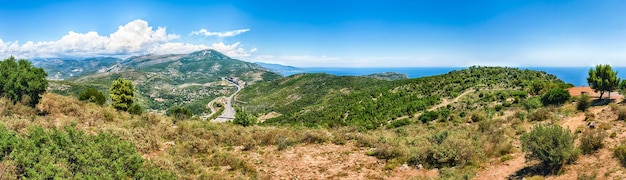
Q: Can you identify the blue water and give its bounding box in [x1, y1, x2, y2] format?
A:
[281, 67, 626, 86]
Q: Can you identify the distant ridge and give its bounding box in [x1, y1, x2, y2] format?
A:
[254, 62, 300, 74]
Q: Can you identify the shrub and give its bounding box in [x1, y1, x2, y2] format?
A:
[168, 106, 193, 121]
[579, 129, 605, 155]
[128, 104, 143, 115]
[233, 108, 256, 127]
[576, 94, 591, 112]
[78, 88, 106, 105]
[541, 88, 570, 106]
[0, 126, 174, 179]
[522, 97, 543, 111]
[584, 111, 595, 121]
[618, 107, 626, 121]
[521, 124, 577, 170]
[528, 108, 553, 122]
[387, 119, 411, 128]
[419, 111, 439, 123]
[0, 57, 48, 107]
[470, 111, 486, 122]
[614, 144, 626, 167]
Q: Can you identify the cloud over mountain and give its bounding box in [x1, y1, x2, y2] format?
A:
[0, 19, 256, 59]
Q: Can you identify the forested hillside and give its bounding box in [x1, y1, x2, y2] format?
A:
[238, 66, 570, 129]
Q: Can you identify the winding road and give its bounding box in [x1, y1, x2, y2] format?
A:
[211, 79, 242, 122]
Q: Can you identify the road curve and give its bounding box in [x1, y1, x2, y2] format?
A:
[212, 79, 242, 122]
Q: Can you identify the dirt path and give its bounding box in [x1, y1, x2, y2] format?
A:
[427, 89, 474, 111]
[474, 152, 527, 180]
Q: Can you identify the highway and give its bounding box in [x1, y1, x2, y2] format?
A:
[211, 79, 242, 122]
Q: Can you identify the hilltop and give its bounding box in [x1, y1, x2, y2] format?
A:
[237, 66, 568, 129]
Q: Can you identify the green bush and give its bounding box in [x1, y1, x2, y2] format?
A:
[470, 111, 487, 122]
[0, 126, 173, 179]
[0, 57, 48, 107]
[387, 119, 411, 128]
[419, 111, 439, 123]
[579, 129, 605, 155]
[528, 108, 553, 122]
[521, 124, 577, 170]
[78, 88, 106, 105]
[541, 88, 570, 106]
[128, 104, 143, 115]
[168, 106, 193, 121]
[576, 94, 591, 112]
[522, 97, 543, 111]
[234, 108, 256, 127]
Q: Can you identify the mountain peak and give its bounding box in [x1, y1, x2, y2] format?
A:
[187, 49, 231, 60]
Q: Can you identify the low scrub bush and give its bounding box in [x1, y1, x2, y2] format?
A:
[614, 144, 626, 167]
[78, 88, 106, 105]
[168, 106, 193, 121]
[521, 124, 578, 170]
[618, 107, 626, 121]
[0, 126, 173, 179]
[579, 129, 606, 155]
[387, 119, 411, 128]
[576, 94, 591, 112]
[128, 104, 143, 115]
[528, 108, 553, 122]
[419, 111, 439, 123]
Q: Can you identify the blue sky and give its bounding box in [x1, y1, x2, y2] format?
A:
[1, 0, 626, 67]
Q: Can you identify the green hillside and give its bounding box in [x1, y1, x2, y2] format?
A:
[237, 66, 570, 129]
[48, 50, 281, 114]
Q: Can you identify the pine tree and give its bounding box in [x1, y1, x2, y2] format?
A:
[109, 77, 135, 111]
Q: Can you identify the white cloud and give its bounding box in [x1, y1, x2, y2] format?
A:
[190, 29, 250, 37]
[0, 19, 256, 59]
[211, 42, 256, 58]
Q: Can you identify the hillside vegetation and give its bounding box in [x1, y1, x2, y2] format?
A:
[47, 50, 280, 115]
[238, 66, 569, 129]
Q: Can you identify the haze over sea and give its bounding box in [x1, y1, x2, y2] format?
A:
[282, 67, 626, 87]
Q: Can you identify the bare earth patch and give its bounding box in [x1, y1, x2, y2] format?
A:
[258, 112, 282, 123]
[237, 143, 438, 179]
[474, 152, 527, 180]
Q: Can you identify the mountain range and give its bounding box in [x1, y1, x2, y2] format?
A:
[44, 49, 281, 115]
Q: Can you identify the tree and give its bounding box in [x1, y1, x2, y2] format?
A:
[0, 56, 48, 107]
[109, 77, 134, 111]
[541, 88, 570, 106]
[79, 88, 106, 105]
[587, 64, 620, 99]
[521, 124, 577, 170]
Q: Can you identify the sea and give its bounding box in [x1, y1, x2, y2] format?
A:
[280, 67, 626, 86]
